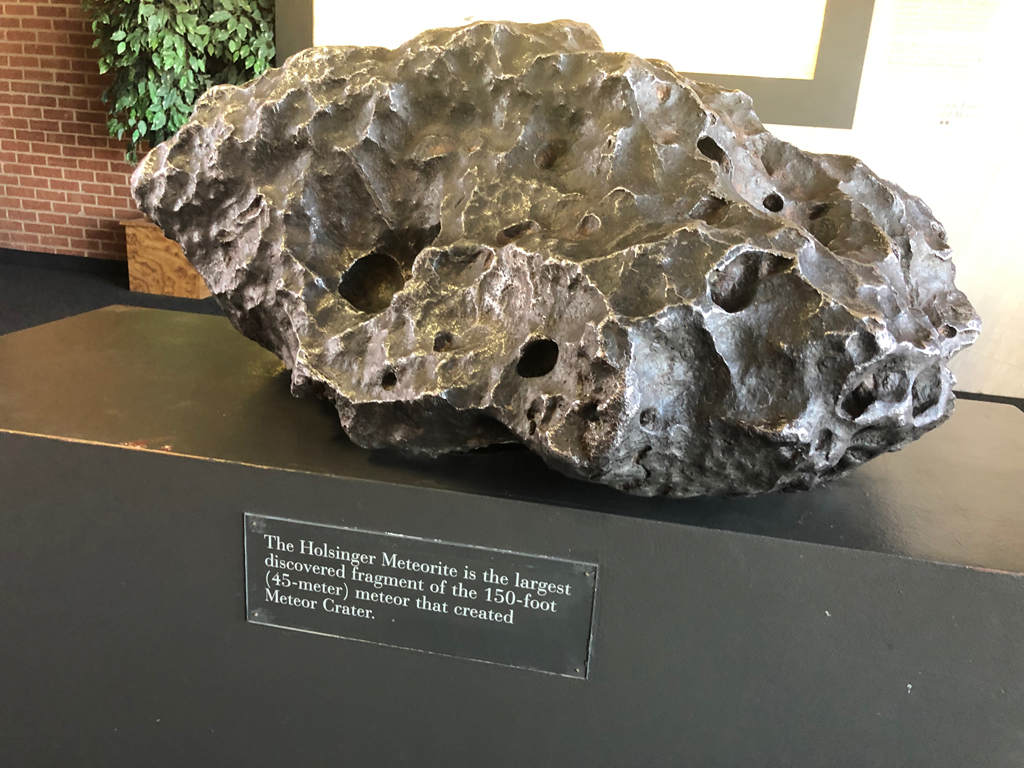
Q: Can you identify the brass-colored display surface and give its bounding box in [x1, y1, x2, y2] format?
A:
[1, 306, 1022, 573]
[0, 305, 345, 476]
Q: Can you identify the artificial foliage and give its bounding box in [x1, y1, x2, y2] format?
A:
[83, 0, 275, 162]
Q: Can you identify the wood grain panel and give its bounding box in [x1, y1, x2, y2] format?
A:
[122, 219, 211, 299]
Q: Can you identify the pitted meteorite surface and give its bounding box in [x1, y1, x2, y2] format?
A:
[131, 20, 980, 498]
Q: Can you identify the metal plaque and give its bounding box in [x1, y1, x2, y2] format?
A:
[244, 513, 599, 678]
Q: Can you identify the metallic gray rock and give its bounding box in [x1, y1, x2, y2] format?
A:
[131, 20, 980, 498]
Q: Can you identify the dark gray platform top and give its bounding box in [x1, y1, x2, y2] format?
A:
[1, 305, 1021, 573]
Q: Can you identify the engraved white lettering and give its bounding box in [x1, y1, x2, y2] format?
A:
[514, 572, 571, 596]
[453, 605, 514, 623]
[298, 540, 375, 565]
[415, 595, 449, 613]
[265, 588, 317, 609]
[322, 598, 373, 618]
[354, 589, 410, 607]
[381, 552, 458, 577]
[247, 515, 597, 676]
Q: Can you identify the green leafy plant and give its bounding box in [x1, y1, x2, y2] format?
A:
[83, 0, 275, 162]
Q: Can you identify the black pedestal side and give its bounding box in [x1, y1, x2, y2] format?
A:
[1, 307, 1022, 767]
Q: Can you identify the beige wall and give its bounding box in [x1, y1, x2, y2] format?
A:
[769, 0, 1023, 398]
[307, 0, 1023, 397]
[313, 0, 830, 79]
[274, 0, 312, 63]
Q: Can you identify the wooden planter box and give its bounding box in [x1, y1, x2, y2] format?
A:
[121, 218, 211, 299]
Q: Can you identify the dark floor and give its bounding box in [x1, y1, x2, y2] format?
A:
[0, 249, 222, 337]
[2, 248, 1021, 413]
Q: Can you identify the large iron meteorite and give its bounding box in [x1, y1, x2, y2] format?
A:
[131, 20, 980, 498]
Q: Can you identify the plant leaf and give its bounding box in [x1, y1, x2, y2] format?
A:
[83, 0, 277, 148]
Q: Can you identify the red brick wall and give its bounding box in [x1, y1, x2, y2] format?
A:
[0, 0, 140, 260]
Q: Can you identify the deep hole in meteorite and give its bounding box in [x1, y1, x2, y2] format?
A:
[517, 338, 559, 378]
[338, 252, 406, 313]
[763, 192, 785, 212]
[697, 136, 726, 163]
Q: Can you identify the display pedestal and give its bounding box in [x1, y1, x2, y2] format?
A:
[1, 307, 1022, 767]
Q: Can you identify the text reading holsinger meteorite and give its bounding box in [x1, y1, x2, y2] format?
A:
[259, 534, 578, 624]
[244, 514, 598, 676]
